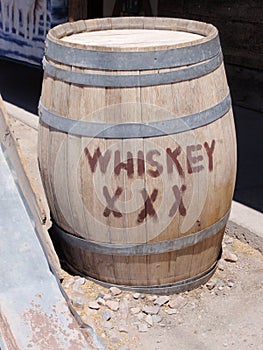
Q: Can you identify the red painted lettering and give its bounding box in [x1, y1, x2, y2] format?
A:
[187, 144, 204, 174]
[146, 150, 163, 178]
[103, 186, 123, 218]
[137, 189, 158, 223]
[137, 150, 145, 176]
[84, 147, 111, 173]
[169, 184, 187, 217]
[166, 147, 184, 176]
[114, 150, 134, 178]
[204, 139, 216, 172]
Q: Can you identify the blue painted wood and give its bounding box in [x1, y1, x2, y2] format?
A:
[0, 0, 68, 66]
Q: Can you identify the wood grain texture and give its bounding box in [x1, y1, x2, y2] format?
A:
[158, 0, 263, 70]
[68, 0, 88, 22]
[38, 17, 237, 289]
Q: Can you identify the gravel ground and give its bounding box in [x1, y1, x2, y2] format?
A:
[60, 235, 263, 350]
[9, 116, 263, 350]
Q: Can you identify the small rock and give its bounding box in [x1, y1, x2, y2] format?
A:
[106, 300, 119, 311]
[168, 295, 187, 309]
[119, 300, 130, 320]
[62, 278, 75, 289]
[145, 314, 153, 326]
[102, 310, 113, 321]
[206, 280, 217, 290]
[137, 312, 144, 320]
[118, 323, 129, 333]
[223, 250, 238, 262]
[159, 322, 167, 327]
[70, 296, 84, 308]
[142, 305, 160, 315]
[224, 237, 234, 245]
[218, 260, 225, 271]
[190, 302, 196, 310]
[215, 290, 225, 296]
[137, 322, 148, 332]
[152, 315, 163, 323]
[97, 297, 106, 306]
[74, 277, 86, 285]
[227, 280, 235, 288]
[72, 277, 86, 292]
[140, 294, 146, 299]
[97, 293, 105, 299]
[103, 293, 112, 301]
[110, 287, 122, 296]
[133, 293, 141, 300]
[130, 307, 141, 315]
[154, 296, 170, 306]
[88, 301, 100, 310]
[166, 308, 177, 315]
[146, 295, 157, 302]
[216, 280, 225, 289]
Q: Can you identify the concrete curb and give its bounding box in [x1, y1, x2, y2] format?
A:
[4, 100, 39, 130]
[228, 201, 263, 254]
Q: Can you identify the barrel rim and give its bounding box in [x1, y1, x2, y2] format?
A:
[45, 17, 220, 71]
[47, 17, 218, 53]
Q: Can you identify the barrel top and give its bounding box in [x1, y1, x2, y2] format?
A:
[45, 17, 220, 71]
[61, 29, 204, 49]
[48, 17, 218, 53]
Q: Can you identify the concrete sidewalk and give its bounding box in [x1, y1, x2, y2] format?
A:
[0, 144, 104, 349]
[0, 98, 105, 349]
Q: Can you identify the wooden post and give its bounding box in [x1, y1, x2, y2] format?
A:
[142, 0, 153, 15]
[113, 0, 153, 16]
[69, 0, 88, 21]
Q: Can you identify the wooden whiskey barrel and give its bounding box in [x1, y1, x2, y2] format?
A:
[38, 17, 237, 293]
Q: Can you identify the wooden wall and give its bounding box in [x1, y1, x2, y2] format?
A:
[158, 0, 263, 71]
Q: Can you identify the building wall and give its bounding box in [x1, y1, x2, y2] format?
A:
[103, 0, 158, 17]
[158, 0, 263, 70]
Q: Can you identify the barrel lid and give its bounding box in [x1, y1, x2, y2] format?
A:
[47, 17, 218, 52]
[61, 29, 204, 49]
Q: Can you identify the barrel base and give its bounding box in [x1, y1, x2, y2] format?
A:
[50, 220, 221, 294]
[61, 257, 219, 295]
[50, 221, 222, 294]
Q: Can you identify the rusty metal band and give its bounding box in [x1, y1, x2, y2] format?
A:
[52, 210, 230, 256]
[63, 258, 220, 295]
[43, 51, 223, 88]
[39, 93, 231, 138]
[45, 34, 220, 71]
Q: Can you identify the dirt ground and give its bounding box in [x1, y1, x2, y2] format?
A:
[9, 117, 263, 350]
[60, 236, 263, 350]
